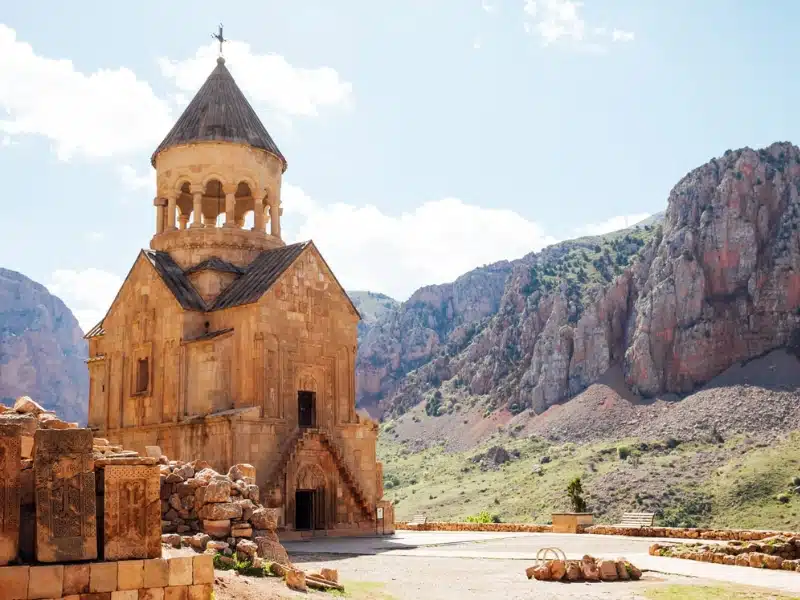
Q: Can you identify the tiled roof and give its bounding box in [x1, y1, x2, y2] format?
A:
[211, 242, 309, 310]
[151, 58, 286, 169]
[143, 250, 207, 311]
[84, 321, 105, 339]
[184, 257, 244, 275]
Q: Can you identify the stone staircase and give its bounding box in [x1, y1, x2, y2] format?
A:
[264, 428, 374, 520]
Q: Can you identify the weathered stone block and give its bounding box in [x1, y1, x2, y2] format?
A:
[79, 594, 111, 600]
[64, 564, 91, 595]
[89, 562, 118, 594]
[197, 502, 241, 521]
[285, 569, 306, 592]
[20, 437, 32, 461]
[117, 561, 144, 590]
[168, 557, 193, 586]
[187, 585, 212, 600]
[0, 565, 29, 600]
[0, 423, 21, 566]
[34, 429, 97, 562]
[27, 565, 64, 599]
[202, 519, 230, 538]
[143, 559, 169, 588]
[111, 591, 138, 600]
[192, 555, 213, 585]
[163, 586, 188, 600]
[104, 464, 161, 560]
[138, 589, 164, 600]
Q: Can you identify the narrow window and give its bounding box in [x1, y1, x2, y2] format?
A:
[135, 358, 149, 394]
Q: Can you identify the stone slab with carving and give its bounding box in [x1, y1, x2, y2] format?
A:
[104, 461, 162, 560]
[0, 423, 22, 565]
[34, 428, 97, 562]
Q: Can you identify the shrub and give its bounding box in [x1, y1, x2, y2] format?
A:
[777, 493, 791, 504]
[465, 510, 501, 524]
[791, 476, 800, 487]
[617, 446, 631, 460]
[567, 476, 587, 513]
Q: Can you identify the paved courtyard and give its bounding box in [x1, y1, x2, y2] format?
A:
[281, 531, 800, 599]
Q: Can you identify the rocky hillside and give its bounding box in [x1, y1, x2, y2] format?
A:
[358, 142, 800, 424]
[0, 268, 88, 423]
[348, 290, 399, 341]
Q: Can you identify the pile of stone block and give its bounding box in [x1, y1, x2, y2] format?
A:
[153, 450, 289, 566]
[525, 555, 642, 582]
[0, 396, 213, 600]
[651, 536, 800, 571]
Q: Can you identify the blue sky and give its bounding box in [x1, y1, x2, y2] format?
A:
[0, 1, 797, 330]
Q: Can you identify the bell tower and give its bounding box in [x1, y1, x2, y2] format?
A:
[149, 56, 287, 271]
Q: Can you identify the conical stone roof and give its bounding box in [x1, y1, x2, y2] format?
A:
[151, 57, 286, 170]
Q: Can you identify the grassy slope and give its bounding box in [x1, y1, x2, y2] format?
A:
[378, 430, 800, 530]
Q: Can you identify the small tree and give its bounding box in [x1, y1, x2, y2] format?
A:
[567, 476, 587, 513]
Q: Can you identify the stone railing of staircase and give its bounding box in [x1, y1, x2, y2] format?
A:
[263, 427, 374, 520]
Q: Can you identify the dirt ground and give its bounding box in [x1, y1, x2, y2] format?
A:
[209, 552, 786, 600]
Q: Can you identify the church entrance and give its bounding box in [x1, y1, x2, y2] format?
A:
[295, 490, 313, 530]
[295, 488, 326, 531]
[298, 390, 316, 428]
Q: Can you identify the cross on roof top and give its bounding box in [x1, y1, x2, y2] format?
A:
[212, 23, 226, 56]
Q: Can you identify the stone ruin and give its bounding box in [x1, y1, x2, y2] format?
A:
[0, 398, 216, 600]
[0, 396, 341, 597]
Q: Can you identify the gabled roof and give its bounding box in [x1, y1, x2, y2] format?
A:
[84, 321, 105, 338]
[84, 241, 360, 337]
[151, 57, 286, 170]
[143, 250, 207, 311]
[211, 241, 310, 310]
[185, 256, 244, 275]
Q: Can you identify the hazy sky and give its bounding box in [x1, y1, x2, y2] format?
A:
[1, 1, 796, 330]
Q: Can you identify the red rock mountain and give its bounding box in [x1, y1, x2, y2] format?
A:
[0, 268, 88, 423]
[356, 142, 800, 418]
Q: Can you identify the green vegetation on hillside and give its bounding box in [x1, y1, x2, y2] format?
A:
[520, 225, 660, 323]
[378, 431, 800, 531]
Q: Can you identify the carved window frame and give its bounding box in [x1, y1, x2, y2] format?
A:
[130, 342, 153, 398]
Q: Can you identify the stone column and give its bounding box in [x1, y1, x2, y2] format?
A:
[270, 202, 282, 238]
[34, 429, 97, 562]
[167, 192, 178, 230]
[253, 195, 265, 232]
[223, 184, 237, 228]
[0, 423, 21, 566]
[191, 185, 204, 228]
[178, 213, 189, 230]
[154, 198, 166, 234]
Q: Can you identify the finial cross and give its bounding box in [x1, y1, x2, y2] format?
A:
[212, 23, 227, 56]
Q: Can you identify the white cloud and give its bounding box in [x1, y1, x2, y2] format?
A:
[281, 184, 558, 300]
[46, 268, 123, 332]
[158, 40, 352, 118]
[0, 24, 173, 161]
[473, 36, 483, 50]
[85, 232, 105, 242]
[523, 0, 634, 48]
[612, 29, 635, 43]
[118, 165, 153, 193]
[574, 213, 650, 236]
[482, 0, 498, 13]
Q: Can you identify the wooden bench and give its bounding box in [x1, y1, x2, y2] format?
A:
[616, 512, 655, 527]
[408, 513, 428, 526]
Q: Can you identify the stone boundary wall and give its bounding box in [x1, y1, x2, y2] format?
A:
[396, 522, 799, 541]
[396, 522, 553, 533]
[0, 554, 214, 600]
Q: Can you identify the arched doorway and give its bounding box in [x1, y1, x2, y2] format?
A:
[295, 463, 327, 531]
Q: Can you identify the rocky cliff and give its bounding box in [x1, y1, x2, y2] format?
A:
[0, 268, 88, 423]
[358, 142, 800, 419]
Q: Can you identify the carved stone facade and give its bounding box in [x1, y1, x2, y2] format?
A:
[34, 429, 97, 562]
[103, 463, 161, 560]
[0, 423, 21, 565]
[86, 56, 392, 536]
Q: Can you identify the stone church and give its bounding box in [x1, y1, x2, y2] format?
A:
[84, 55, 393, 536]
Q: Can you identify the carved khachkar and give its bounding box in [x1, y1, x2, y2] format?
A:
[0, 423, 21, 565]
[104, 463, 161, 560]
[34, 429, 97, 562]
